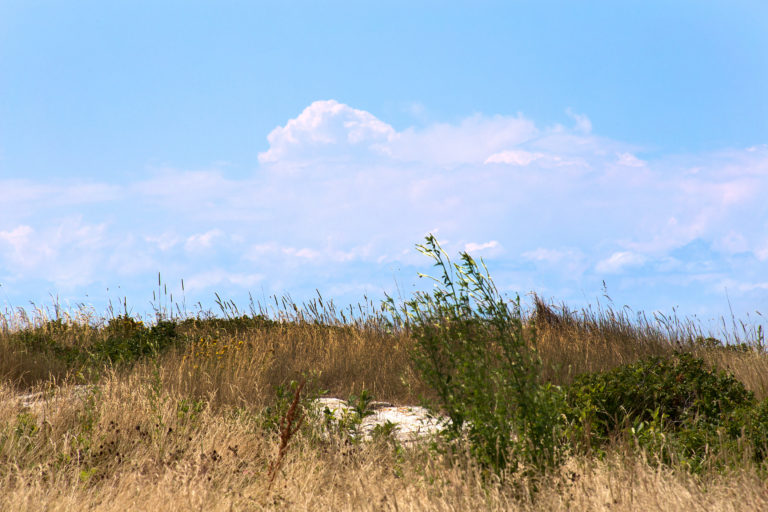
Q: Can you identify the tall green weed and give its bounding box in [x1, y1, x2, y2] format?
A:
[385, 235, 564, 474]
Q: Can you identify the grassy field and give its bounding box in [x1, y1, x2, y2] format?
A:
[2, 249, 768, 510]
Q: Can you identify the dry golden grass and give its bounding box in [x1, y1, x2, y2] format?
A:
[3, 374, 768, 512]
[695, 348, 768, 400]
[2, 297, 768, 510]
[533, 298, 768, 398]
[162, 321, 427, 409]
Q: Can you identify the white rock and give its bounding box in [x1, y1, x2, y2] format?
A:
[312, 397, 447, 445]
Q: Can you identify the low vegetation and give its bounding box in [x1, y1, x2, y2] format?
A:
[1, 236, 767, 510]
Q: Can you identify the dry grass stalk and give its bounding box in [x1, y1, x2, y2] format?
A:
[267, 378, 306, 489]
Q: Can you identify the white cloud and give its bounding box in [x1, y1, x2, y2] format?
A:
[185, 229, 224, 252]
[0, 219, 109, 288]
[3, 101, 768, 321]
[595, 251, 647, 274]
[405, 101, 427, 120]
[521, 247, 589, 278]
[522, 248, 571, 264]
[566, 108, 592, 133]
[145, 233, 180, 252]
[739, 282, 768, 292]
[387, 114, 539, 166]
[244, 243, 280, 259]
[484, 150, 544, 166]
[756, 241, 768, 262]
[616, 152, 646, 167]
[289, 247, 321, 260]
[715, 278, 768, 295]
[183, 270, 264, 293]
[0, 225, 41, 266]
[484, 149, 589, 169]
[259, 102, 545, 168]
[716, 231, 749, 254]
[0, 180, 121, 225]
[258, 100, 395, 164]
[464, 240, 500, 254]
[132, 169, 243, 213]
[243, 241, 375, 265]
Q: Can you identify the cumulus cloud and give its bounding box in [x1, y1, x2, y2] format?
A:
[2, 100, 768, 321]
[258, 101, 545, 168]
[258, 100, 395, 164]
[716, 231, 749, 254]
[387, 114, 539, 166]
[484, 149, 589, 169]
[0, 180, 121, 225]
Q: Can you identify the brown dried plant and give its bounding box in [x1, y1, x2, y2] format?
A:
[267, 378, 306, 489]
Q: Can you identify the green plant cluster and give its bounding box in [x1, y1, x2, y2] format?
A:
[320, 389, 378, 442]
[93, 316, 179, 365]
[259, 380, 309, 434]
[564, 352, 768, 472]
[178, 315, 277, 334]
[389, 235, 768, 477]
[385, 235, 565, 475]
[9, 314, 286, 378]
[693, 335, 759, 353]
[9, 315, 183, 372]
[9, 319, 86, 365]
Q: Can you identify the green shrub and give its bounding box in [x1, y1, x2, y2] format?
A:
[10, 319, 86, 365]
[103, 315, 145, 337]
[178, 315, 277, 334]
[565, 353, 758, 470]
[567, 353, 752, 438]
[89, 319, 179, 366]
[11, 330, 81, 365]
[385, 235, 565, 474]
[730, 397, 768, 463]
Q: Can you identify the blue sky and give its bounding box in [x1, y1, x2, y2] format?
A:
[1, 1, 767, 329]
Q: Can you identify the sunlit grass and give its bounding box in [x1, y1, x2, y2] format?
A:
[1, 279, 767, 510]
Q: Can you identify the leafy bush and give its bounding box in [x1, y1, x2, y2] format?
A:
[89, 318, 179, 366]
[9, 315, 183, 376]
[565, 353, 759, 470]
[178, 315, 277, 334]
[385, 235, 565, 474]
[567, 353, 753, 436]
[103, 315, 145, 338]
[10, 320, 85, 365]
[693, 336, 757, 353]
